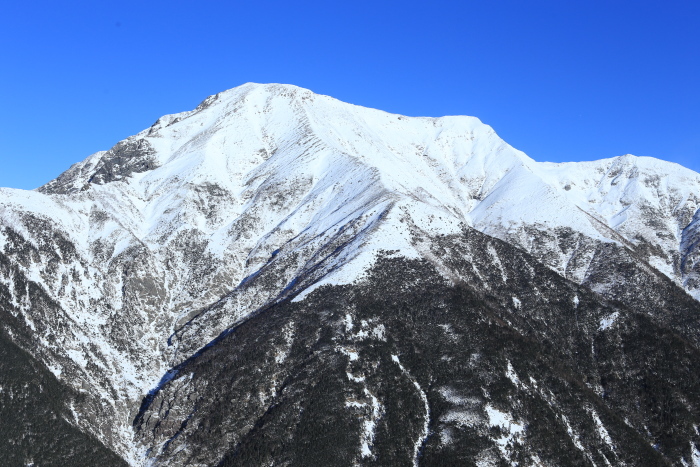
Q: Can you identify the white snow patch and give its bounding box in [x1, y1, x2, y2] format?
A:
[361, 390, 382, 457]
[505, 361, 524, 390]
[274, 321, 295, 364]
[339, 346, 359, 361]
[441, 409, 482, 428]
[485, 404, 525, 464]
[438, 386, 478, 406]
[343, 313, 353, 333]
[346, 371, 365, 383]
[599, 311, 620, 331]
[0, 229, 7, 252]
[648, 255, 675, 280]
[487, 243, 507, 282]
[46, 363, 62, 378]
[345, 386, 382, 459]
[438, 387, 483, 428]
[352, 319, 386, 341]
[691, 442, 700, 467]
[371, 324, 386, 340]
[392, 354, 430, 467]
[561, 414, 585, 452]
[590, 408, 615, 452]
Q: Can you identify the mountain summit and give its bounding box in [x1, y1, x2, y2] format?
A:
[1, 83, 699, 465]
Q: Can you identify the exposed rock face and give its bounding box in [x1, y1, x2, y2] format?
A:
[39, 138, 158, 195]
[0, 83, 699, 465]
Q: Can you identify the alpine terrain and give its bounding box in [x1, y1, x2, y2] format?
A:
[1, 83, 700, 466]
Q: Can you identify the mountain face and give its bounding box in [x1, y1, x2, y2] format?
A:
[1, 83, 699, 466]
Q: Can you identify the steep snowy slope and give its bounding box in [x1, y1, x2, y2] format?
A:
[475, 154, 700, 296]
[34, 83, 700, 305]
[0, 83, 699, 465]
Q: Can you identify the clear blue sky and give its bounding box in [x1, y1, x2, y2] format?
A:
[1, 0, 698, 189]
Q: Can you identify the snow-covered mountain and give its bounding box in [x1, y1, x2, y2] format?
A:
[1, 83, 699, 465]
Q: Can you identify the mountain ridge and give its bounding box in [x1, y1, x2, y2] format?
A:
[1, 82, 699, 465]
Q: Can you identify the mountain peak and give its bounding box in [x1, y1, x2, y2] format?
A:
[3, 84, 700, 465]
[39, 82, 503, 198]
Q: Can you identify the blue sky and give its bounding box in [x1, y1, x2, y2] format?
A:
[1, 0, 698, 189]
